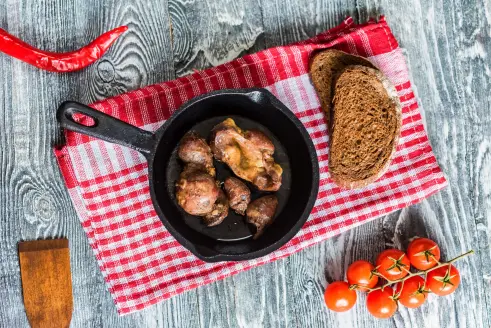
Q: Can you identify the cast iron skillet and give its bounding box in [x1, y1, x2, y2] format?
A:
[57, 88, 319, 262]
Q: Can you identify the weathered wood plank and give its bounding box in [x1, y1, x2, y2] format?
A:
[261, 0, 358, 48]
[1, 0, 105, 326]
[359, 1, 491, 327]
[166, 1, 270, 327]
[228, 260, 291, 327]
[71, 0, 203, 327]
[0, 0, 200, 327]
[168, 0, 264, 77]
[169, 0, 287, 327]
[259, 1, 386, 327]
[259, 0, 491, 327]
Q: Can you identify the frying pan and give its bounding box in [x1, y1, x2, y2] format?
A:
[57, 88, 319, 262]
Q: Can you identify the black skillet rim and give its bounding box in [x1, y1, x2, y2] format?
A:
[147, 88, 320, 262]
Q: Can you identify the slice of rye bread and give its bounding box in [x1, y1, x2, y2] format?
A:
[309, 49, 378, 124]
[329, 65, 402, 189]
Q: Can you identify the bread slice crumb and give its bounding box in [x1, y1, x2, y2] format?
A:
[328, 65, 401, 189]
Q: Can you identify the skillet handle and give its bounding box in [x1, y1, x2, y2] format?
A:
[57, 101, 155, 157]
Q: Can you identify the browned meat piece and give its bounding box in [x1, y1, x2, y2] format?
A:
[178, 132, 215, 176]
[246, 195, 278, 239]
[176, 133, 230, 226]
[176, 164, 220, 216]
[209, 118, 282, 191]
[203, 189, 229, 226]
[223, 177, 251, 215]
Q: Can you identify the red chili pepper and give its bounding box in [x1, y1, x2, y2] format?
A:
[0, 26, 128, 72]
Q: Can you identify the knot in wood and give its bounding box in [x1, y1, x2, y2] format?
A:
[97, 59, 115, 82]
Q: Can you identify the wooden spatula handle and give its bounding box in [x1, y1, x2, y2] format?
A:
[19, 239, 73, 328]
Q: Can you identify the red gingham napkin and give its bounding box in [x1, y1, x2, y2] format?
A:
[54, 16, 447, 315]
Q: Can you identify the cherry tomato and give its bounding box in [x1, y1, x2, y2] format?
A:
[407, 238, 441, 270]
[324, 281, 357, 312]
[395, 276, 429, 308]
[347, 260, 379, 291]
[427, 264, 460, 296]
[376, 249, 410, 280]
[366, 287, 398, 319]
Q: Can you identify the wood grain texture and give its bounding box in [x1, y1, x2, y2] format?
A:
[261, 0, 358, 48]
[1, 0, 490, 327]
[168, 0, 264, 77]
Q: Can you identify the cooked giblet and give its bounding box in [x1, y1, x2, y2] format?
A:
[176, 132, 230, 225]
[176, 164, 220, 216]
[210, 118, 282, 191]
[246, 195, 278, 239]
[203, 189, 229, 226]
[224, 177, 251, 215]
[178, 132, 216, 176]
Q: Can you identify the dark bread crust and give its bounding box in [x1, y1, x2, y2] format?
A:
[329, 65, 401, 189]
[309, 49, 378, 125]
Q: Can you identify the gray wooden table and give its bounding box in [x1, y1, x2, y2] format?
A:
[1, 0, 490, 327]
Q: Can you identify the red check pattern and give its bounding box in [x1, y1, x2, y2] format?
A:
[54, 16, 447, 315]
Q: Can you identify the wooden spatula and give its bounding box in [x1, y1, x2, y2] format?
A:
[18, 239, 73, 328]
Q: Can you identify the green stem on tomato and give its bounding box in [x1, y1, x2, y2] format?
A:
[352, 250, 474, 293]
[429, 254, 441, 266]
